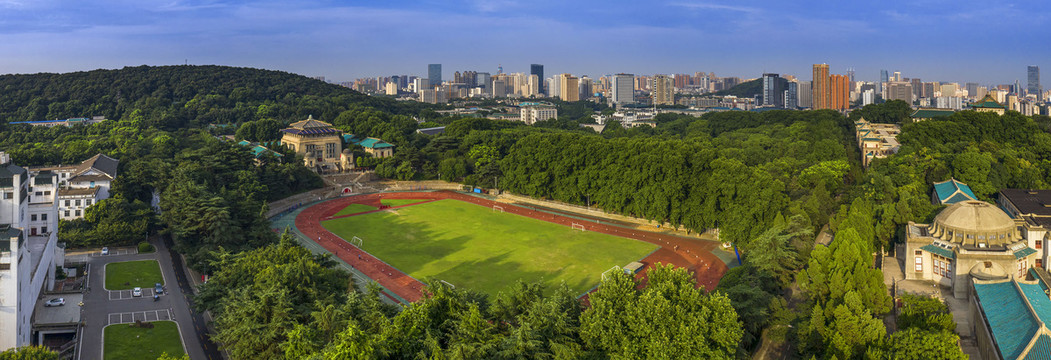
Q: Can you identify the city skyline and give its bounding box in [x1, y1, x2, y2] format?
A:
[0, 0, 1046, 85]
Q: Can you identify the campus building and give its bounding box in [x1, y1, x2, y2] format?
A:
[519, 104, 558, 125]
[343, 134, 395, 159]
[9, 116, 107, 128]
[28, 153, 119, 221]
[0, 152, 64, 351]
[970, 94, 1007, 115]
[905, 200, 1037, 299]
[280, 116, 344, 172]
[854, 118, 900, 167]
[932, 179, 977, 205]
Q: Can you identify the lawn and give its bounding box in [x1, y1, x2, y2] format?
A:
[322, 199, 657, 296]
[381, 199, 429, 207]
[333, 203, 378, 216]
[104, 321, 184, 360]
[105, 260, 164, 290]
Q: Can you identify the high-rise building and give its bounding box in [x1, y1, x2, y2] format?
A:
[579, 76, 594, 100]
[886, 82, 913, 104]
[548, 77, 560, 98]
[966, 83, 979, 98]
[611, 73, 635, 105]
[413, 78, 430, 93]
[911, 78, 923, 99]
[652, 75, 675, 105]
[1029, 66, 1041, 100]
[813, 64, 830, 109]
[428, 64, 442, 87]
[830, 74, 850, 110]
[476, 72, 491, 91]
[797, 81, 812, 108]
[785, 81, 799, 109]
[530, 64, 544, 95]
[762, 73, 786, 107]
[559, 74, 579, 102]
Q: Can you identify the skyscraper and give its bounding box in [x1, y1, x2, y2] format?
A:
[559, 74, 579, 102]
[797, 81, 812, 108]
[652, 75, 675, 105]
[1029, 66, 1041, 100]
[611, 73, 635, 105]
[762, 73, 786, 107]
[813, 64, 830, 109]
[785, 81, 799, 109]
[830, 74, 850, 110]
[530, 64, 545, 95]
[428, 64, 442, 87]
[886, 82, 913, 104]
[880, 70, 889, 83]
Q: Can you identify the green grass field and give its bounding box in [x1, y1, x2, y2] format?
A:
[334, 203, 378, 216]
[322, 199, 656, 296]
[381, 199, 429, 207]
[104, 321, 184, 360]
[105, 260, 164, 290]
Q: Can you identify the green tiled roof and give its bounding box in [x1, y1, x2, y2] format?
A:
[356, 138, 393, 149]
[970, 94, 1006, 109]
[974, 281, 1040, 359]
[920, 244, 955, 259]
[1015, 247, 1038, 259]
[933, 178, 977, 205]
[911, 109, 955, 118]
[1024, 335, 1051, 360]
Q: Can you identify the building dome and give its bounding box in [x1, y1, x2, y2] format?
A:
[930, 201, 1017, 248]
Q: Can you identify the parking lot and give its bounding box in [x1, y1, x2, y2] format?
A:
[107, 309, 174, 325]
[107, 288, 165, 301]
[90, 247, 137, 257]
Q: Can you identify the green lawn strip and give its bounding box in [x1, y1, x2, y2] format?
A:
[333, 203, 378, 217]
[104, 321, 185, 360]
[104, 260, 164, 290]
[322, 199, 656, 297]
[380, 199, 429, 207]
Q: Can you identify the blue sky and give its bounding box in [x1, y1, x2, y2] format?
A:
[0, 0, 1047, 85]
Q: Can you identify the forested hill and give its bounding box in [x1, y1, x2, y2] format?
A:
[0, 65, 434, 128]
[712, 78, 761, 98]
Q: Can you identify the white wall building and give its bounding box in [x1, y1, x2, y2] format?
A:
[0, 153, 62, 351]
[611, 73, 635, 106]
[28, 154, 118, 222]
[520, 105, 558, 125]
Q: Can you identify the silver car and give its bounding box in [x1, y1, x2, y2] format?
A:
[132, 287, 142, 297]
[44, 298, 65, 307]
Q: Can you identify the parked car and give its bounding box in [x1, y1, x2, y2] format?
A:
[132, 287, 142, 297]
[44, 298, 65, 307]
[101, 247, 109, 255]
[155, 283, 163, 295]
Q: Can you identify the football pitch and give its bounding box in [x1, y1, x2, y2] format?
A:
[321, 199, 657, 296]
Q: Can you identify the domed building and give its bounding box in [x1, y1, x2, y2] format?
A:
[906, 200, 1037, 299]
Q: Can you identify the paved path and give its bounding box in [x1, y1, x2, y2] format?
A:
[77, 237, 219, 360]
[294, 190, 729, 303]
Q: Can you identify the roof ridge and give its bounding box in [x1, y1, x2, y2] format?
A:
[1014, 278, 1047, 359]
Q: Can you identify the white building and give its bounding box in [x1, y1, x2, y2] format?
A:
[28, 154, 118, 222]
[0, 153, 63, 351]
[520, 105, 558, 125]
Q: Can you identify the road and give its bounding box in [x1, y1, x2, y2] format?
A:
[74, 237, 221, 360]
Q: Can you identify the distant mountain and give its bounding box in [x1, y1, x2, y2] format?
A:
[712, 78, 761, 98]
[0, 65, 431, 128]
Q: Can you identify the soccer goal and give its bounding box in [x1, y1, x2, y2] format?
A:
[350, 236, 364, 248]
[492, 205, 504, 213]
[571, 223, 586, 232]
[439, 280, 456, 289]
[601, 266, 623, 281]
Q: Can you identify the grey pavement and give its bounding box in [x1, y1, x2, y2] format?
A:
[77, 237, 211, 360]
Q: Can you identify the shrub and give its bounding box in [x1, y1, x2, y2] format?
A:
[138, 241, 155, 253]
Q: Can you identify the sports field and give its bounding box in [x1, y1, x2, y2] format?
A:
[322, 199, 657, 296]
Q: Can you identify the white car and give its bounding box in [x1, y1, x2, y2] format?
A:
[101, 247, 109, 255]
[44, 298, 65, 307]
[132, 287, 142, 297]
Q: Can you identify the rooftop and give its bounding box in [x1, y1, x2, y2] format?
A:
[933, 178, 978, 205]
[911, 108, 956, 119]
[973, 278, 1051, 360]
[970, 94, 1006, 109]
[1001, 189, 1051, 216]
[33, 293, 82, 326]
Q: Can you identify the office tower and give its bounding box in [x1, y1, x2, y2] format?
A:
[847, 68, 855, 83]
[611, 73, 635, 105]
[559, 74, 579, 102]
[652, 75, 675, 105]
[413, 78, 430, 93]
[880, 70, 889, 83]
[886, 82, 913, 104]
[548, 77, 560, 98]
[428, 64, 442, 87]
[797, 81, 812, 108]
[893, 71, 902, 82]
[530, 64, 544, 95]
[922, 82, 936, 99]
[762, 73, 786, 107]
[492, 80, 506, 98]
[785, 81, 799, 109]
[475, 72, 491, 91]
[1029, 66, 1041, 100]
[830, 74, 850, 110]
[966, 83, 979, 98]
[911, 78, 922, 99]
[813, 64, 830, 109]
[579, 76, 594, 100]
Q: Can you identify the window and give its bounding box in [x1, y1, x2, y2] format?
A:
[64, 200, 69, 207]
[326, 143, 337, 158]
[44, 191, 50, 196]
[41, 226, 46, 233]
[1038, 240, 1043, 249]
[30, 214, 37, 221]
[41, 214, 46, 221]
[75, 200, 80, 206]
[75, 210, 81, 217]
[64, 210, 70, 217]
[89, 181, 95, 188]
[86, 199, 92, 206]
[915, 257, 923, 272]
[915, 250, 922, 255]
[34, 191, 42, 196]
[3, 192, 11, 199]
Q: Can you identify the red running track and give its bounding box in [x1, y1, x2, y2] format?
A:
[294, 191, 729, 303]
